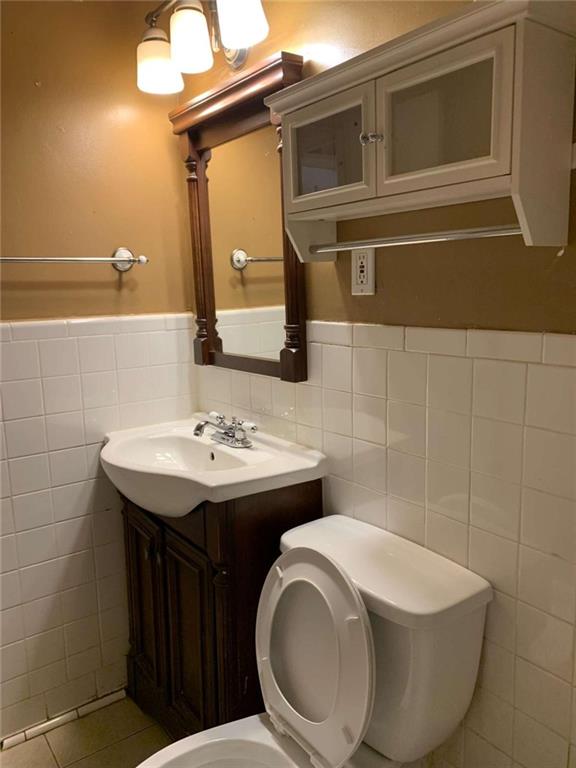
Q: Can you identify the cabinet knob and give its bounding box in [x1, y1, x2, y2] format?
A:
[359, 132, 384, 146]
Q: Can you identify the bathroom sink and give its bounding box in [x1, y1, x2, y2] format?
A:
[100, 415, 327, 517]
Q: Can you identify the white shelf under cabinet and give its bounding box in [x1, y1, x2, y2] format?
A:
[267, 0, 576, 261]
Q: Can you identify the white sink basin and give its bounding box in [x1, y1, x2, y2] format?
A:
[100, 415, 327, 517]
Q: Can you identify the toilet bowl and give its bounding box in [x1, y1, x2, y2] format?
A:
[138, 515, 492, 768]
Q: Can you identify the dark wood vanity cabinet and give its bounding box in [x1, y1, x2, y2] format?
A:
[122, 480, 322, 740]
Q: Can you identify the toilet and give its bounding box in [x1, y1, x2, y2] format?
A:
[138, 515, 492, 768]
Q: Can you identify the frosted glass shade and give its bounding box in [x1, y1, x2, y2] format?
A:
[171, 3, 214, 74]
[137, 30, 184, 95]
[216, 0, 269, 50]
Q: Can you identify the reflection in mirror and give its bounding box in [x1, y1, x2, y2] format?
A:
[208, 125, 285, 361]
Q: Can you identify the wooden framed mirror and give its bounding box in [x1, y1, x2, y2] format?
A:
[169, 53, 307, 382]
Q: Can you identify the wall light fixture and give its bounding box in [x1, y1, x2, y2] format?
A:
[137, 0, 269, 95]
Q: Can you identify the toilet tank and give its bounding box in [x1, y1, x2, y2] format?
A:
[280, 515, 492, 764]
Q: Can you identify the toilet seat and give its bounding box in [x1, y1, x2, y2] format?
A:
[256, 547, 375, 768]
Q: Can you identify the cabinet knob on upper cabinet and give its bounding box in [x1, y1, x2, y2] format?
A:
[359, 132, 384, 146]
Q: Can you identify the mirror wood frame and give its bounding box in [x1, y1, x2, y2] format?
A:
[169, 52, 307, 381]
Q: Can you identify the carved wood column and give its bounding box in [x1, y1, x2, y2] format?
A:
[180, 132, 222, 365]
[276, 124, 307, 382]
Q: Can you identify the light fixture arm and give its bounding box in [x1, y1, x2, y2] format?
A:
[144, 0, 179, 28]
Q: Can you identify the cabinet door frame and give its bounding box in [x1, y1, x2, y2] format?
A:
[283, 82, 377, 213]
[123, 507, 166, 692]
[376, 26, 515, 197]
[164, 530, 217, 732]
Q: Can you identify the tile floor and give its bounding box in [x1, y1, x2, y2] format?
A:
[0, 698, 171, 768]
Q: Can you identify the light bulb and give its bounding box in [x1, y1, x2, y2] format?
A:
[171, 1, 213, 74]
[137, 27, 184, 95]
[215, 0, 269, 50]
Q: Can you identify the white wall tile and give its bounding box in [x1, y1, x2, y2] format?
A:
[388, 351, 427, 405]
[114, 333, 149, 369]
[1, 380, 43, 420]
[467, 330, 542, 362]
[323, 476, 356, 517]
[427, 461, 469, 523]
[82, 371, 118, 409]
[0, 535, 18, 573]
[472, 417, 523, 483]
[388, 450, 425, 505]
[352, 439, 387, 493]
[513, 711, 568, 768]
[387, 496, 425, 545]
[45, 412, 85, 451]
[428, 355, 472, 414]
[250, 376, 273, 415]
[83, 406, 119, 445]
[11, 321, 67, 341]
[526, 364, 576, 435]
[518, 545, 576, 622]
[78, 336, 115, 373]
[55, 517, 93, 557]
[49, 447, 88, 486]
[515, 657, 571, 737]
[29, 660, 67, 695]
[12, 490, 53, 532]
[51, 481, 95, 521]
[464, 729, 511, 768]
[1, 342, 40, 381]
[1, 642, 28, 682]
[68, 318, 120, 336]
[43, 376, 82, 414]
[271, 381, 296, 421]
[25, 627, 65, 670]
[479, 640, 514, 703]
[308, 321, 352, 346]
[38, 339, 79, 378]
[4, 418, 47, 458]
[470, 473, 520, 540]
[388, 401, 426, 456]
[44, 672, 96, 717]
[406, 327, 466, 356]
[353, 347, 387, 397]
[353, 485, 387, 528]
[60, 582, 98, 624]
[524, 427, 576, 500]
[23, 594, 63, 637]
[516, 602, 574, 680]
[469, 527, 518, 596]
[296, 385, 322, 428]
[353, 394, 387, 445]
[323, 432, 353, 481]
[8, 455, 50, 496]
[521, 488, 576, 563]
[322, 345, 352, 392]
[16, 526, 58, 567]
[353, 324, 403, 350]
[323, 390, 352, 436]
[473, 360, 526, 424]
[428, 409, 471, 468]
[0, 571, 22, 610]
[466, 687, 513, 754]
[427, 510, 468, 565]
[307, 343, 322, 387]
[543, 334, 576, 368]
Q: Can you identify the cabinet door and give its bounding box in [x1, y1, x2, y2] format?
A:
[376, 27, 514, 197]
[164, 530, 217, 733]
[283, 82, 376, 213]
[124, 507, 165, 690]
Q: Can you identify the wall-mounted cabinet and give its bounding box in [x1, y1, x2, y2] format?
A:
[268, 1, 576, 260]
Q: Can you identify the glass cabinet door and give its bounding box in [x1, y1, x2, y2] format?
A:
[376, 27, 514, 196]
[284, 83, 377, 213]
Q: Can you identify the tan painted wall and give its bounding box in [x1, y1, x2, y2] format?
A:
[186, 0, 576, 334]
[209, 126, 285, 311]
[3, 1, 574, 332]
[1, 1, 192, 320]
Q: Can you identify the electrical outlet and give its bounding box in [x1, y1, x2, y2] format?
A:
[351, 248, 375, 295]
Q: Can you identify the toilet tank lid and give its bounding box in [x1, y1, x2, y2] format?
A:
[280, 516, 492, 629]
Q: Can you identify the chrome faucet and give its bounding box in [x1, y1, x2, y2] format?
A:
[193, 412, 258, 449]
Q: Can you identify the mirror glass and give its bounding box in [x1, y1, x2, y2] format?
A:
[209, 125, 285, 361]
